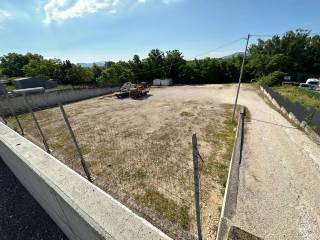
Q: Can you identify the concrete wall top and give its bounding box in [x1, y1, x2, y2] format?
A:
[0, 123, 171, 240]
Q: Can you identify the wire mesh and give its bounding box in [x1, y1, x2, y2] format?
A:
[1, 88, 238, 240]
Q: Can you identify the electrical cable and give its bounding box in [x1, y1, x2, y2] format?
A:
[132, 37, 246, 76]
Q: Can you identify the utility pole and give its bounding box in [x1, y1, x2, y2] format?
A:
[232, 34, 250, 122]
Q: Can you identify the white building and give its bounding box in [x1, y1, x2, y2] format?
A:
[153, 79, 173, 86]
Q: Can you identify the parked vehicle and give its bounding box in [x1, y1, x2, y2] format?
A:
[299, 78, 320, 89]
[115, 82, 150, 99]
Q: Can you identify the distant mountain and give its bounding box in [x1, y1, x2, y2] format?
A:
[78, 61, 105, 67]
[222, 52, 244, 59]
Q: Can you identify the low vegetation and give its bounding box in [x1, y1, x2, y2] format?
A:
[273, 85, 320, 110]
[256, 71, 286, 86]
[135, 188, 190, 230]
[180, 111, 194, 117]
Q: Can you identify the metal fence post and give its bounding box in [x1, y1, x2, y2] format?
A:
[192, 133, 203, 240]
[0, 103, 8, 125]
[3, 90, 24, 135]
[57, 100, 93, 182]
[23, 94, 51, 153]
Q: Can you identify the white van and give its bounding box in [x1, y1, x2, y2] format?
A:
[300, 78, 320, 89]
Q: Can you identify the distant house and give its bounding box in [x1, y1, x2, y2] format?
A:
[12, 77, 57, 90]
[153, 79, 173, 86]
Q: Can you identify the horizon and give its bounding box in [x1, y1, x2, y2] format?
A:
[1, 0, 320, 63]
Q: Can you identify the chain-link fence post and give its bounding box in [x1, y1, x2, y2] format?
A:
[57, 98, 93, 182]
[23, 94, 51, 153]
[2, 85, 24, 135]
[192, 133, 203, 240]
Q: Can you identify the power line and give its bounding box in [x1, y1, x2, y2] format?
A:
[121, 30, 320, 79]
[192, 37, 246, 59]
[133, 37, 246, 76]
[251, 30, 320, 38]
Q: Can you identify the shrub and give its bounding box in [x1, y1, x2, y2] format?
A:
[257, 71, 287, 86]
[282, 81, 300, 86]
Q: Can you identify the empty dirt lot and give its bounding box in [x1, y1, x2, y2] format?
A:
[7, 85, 239, 240]
[7, 84, 320, 239]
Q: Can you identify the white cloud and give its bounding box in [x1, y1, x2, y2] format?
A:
[43, 0, 119, 23]
[162, 0, 181, 4]
[0, 9, 10, 21]
[136, 0, 181, 4]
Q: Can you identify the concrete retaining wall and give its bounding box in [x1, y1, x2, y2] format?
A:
[0, 87, 119, 116]
[260, 86, 320, 144]
[0, 123, 171, 240]
[216, 107, 245, 240]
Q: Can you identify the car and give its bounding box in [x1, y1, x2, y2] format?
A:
[299, 78, 320, 89]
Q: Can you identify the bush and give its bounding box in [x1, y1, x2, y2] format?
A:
[282, 81, 300, 86]
[257, 71, 286, 86]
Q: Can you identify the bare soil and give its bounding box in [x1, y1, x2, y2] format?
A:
[7, 85, 238, 240]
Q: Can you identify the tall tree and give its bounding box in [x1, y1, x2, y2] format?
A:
[92, 63, 103, 83]
[0, 53, 29, 77]
[165, 50, 186, 83]
[97, 61, 133, 86]
[147, 49, 166, 79]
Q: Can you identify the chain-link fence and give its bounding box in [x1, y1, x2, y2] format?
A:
[0, 87, 238, 240]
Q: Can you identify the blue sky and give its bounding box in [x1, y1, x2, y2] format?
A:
[0, 0, 319, 63]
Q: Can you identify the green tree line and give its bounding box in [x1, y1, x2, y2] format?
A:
[1, 29, 319, 86]
[248, 29, 320, 85]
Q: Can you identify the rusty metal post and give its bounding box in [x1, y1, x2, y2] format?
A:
[57, 99, 93, 182]
[192, 133, 203, 240]
[3, 88, 24, 135]
[23, 94, 51, 153]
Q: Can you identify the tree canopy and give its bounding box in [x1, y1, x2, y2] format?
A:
[1, 30, 320, 86]
[247, 29, 320, 81]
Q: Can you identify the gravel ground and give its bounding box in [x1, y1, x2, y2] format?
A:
[229, 85, 320, 240]
[0, 158, 68, 240]
[158, 84, 320, 239]
[3, 84, 320, 240]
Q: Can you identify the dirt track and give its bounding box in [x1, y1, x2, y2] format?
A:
[213, 84, 320, 240]
[157, 84, 320, 239]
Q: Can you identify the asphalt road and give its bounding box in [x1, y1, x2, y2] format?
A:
[0, 158, 68, 240]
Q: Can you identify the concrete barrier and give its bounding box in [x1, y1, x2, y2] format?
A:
[0, 87, 119, 116]
[216, 107, 246, 240]
[0, 123, 171, 240]
[260, 86, 320, 144]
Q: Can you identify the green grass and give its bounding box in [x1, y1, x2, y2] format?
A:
[273, 85, 320, 111]
[118, 167, 147, 182]
[202, 107, 238, 195]
[180, 111, 194, 117]
[135, 188, 190, 230]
